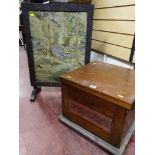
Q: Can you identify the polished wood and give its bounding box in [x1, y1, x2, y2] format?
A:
[60, 61, 135, 148]
[60, 61, 135, 110]
[69, 98, 112, 132]
[122, 107, 135, 139]
[110, 106, 127, 147]
[62, 83, 111, 143]
[68, 85, 115, 119]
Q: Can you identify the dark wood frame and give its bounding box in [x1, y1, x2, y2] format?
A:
[21, 2, 94, 101]
[129, 34, 135, 63]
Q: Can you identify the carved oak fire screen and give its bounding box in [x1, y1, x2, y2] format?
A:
[21, 2, 94, 101]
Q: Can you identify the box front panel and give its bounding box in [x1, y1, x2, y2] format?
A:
[69, 98, 112, 132]
[62, 84, 118, 143]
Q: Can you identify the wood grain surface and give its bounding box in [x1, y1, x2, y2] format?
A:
[60, 61, 135, 110]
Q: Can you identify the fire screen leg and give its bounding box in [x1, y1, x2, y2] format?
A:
[30, 86, 41, 102]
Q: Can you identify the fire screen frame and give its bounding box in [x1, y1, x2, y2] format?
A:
[21, 2, 94, 87]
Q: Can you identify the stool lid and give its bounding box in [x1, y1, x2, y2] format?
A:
[60, 61, 135, 110]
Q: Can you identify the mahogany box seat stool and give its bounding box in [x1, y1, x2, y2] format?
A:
[59, 61, 135, 155]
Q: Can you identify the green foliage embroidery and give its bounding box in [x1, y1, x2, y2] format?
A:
[29, 11, 87, 82]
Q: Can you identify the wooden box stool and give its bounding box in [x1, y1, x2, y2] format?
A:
[59, 61, 135, 155]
